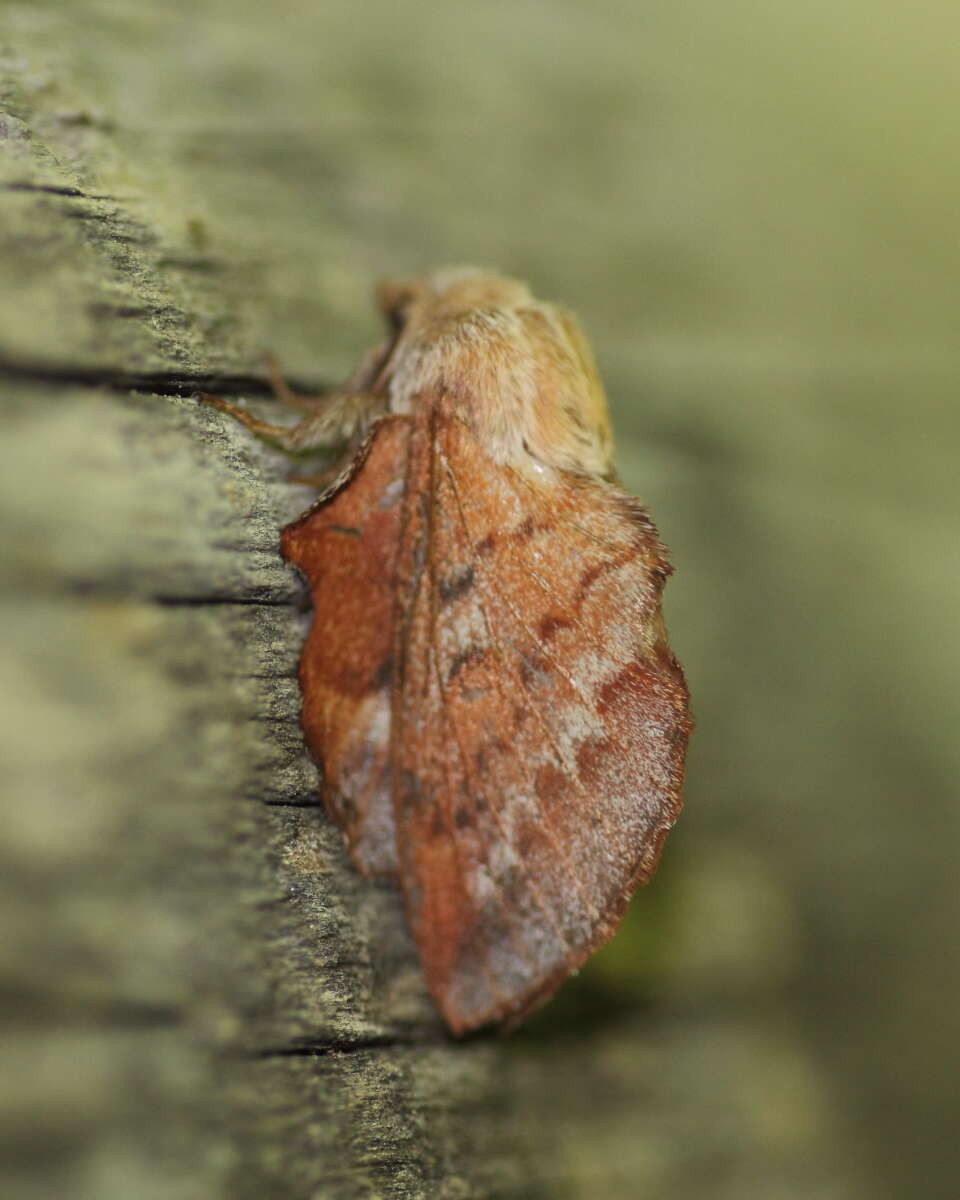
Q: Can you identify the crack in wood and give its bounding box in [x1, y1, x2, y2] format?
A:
[263, 797, 324, 808]
[154, 595, 296, 608]
[253, 1034, 428, 1058]
[2, 180, 116, 199]
[0, 354, 328, 399]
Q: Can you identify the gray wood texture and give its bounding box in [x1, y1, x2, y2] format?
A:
[4, 4, 957, 1198]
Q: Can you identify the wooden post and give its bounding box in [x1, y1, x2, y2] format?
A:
[1, 12, 874, 1198]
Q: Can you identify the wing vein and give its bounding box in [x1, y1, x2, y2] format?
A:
[437, 439, 604, 925]
[438, 445, 611, 724]
[425, 426, 576, 964]
[422, 420, 554, 1011]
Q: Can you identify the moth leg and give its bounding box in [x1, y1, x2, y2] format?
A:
[198, 393, 301, 447]
[262, 352, 326, 413]
[198, 390, 386, 454]
[285, 470, 336, 487]
[285, 460, 352, 488]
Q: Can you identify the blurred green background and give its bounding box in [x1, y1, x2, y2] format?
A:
[2, 2, 957, 1197]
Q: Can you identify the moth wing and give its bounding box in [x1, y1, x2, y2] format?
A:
[393, 399, 690, 1033]
[281, 417, 410, 877]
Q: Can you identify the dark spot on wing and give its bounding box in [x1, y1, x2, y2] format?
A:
[476, 738, 507, 775]
[575, 735, 611, 781]
[512, 516, 550, 542]
[538, 613, 571, 641]
[341, 735, 377, 782]
[371, 654, 394, 691]
[518, 648, 552, 688]
[455, 806, 473, 829]
[468, 901, 520, 965]
[438, 564, 476, 606]
[329, 789, 357, 826]
[596, 659, 659, 716]
[535, 761, 567, 803]
[494, 864, 529, 911]
[398, 769, 424, 815]
[669, 719, 690, 749]
[576, 557, 620, 601]
[513, 817, 544, 861]
[447, 644, 488, 683]
[407, 521, 428, 581]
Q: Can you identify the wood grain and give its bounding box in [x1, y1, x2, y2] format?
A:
[1, 4, 920, 1197]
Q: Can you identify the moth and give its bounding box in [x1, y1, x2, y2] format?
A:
[203, 268, 691, 1035]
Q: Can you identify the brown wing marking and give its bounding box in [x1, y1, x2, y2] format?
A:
[425, 493, 583, 1016]
[394, 422, 592, 1031]
[280, 416, 411, 878]
[438, 454, 611, 915]
[391, 408, 570, 1027]
[424, 554, 544, 1020]
[393, 398, 690, 1032]
[437, 412, 687, 903]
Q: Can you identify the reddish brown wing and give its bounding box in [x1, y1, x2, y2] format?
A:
[392, 397, 690, 1033]
[281, 417, 411, 877]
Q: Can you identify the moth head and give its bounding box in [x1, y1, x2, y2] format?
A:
[371, 268, 614, 479]
[376, 267, 533, 334]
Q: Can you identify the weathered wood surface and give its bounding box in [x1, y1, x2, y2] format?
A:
[3, 4, 958, 1198]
